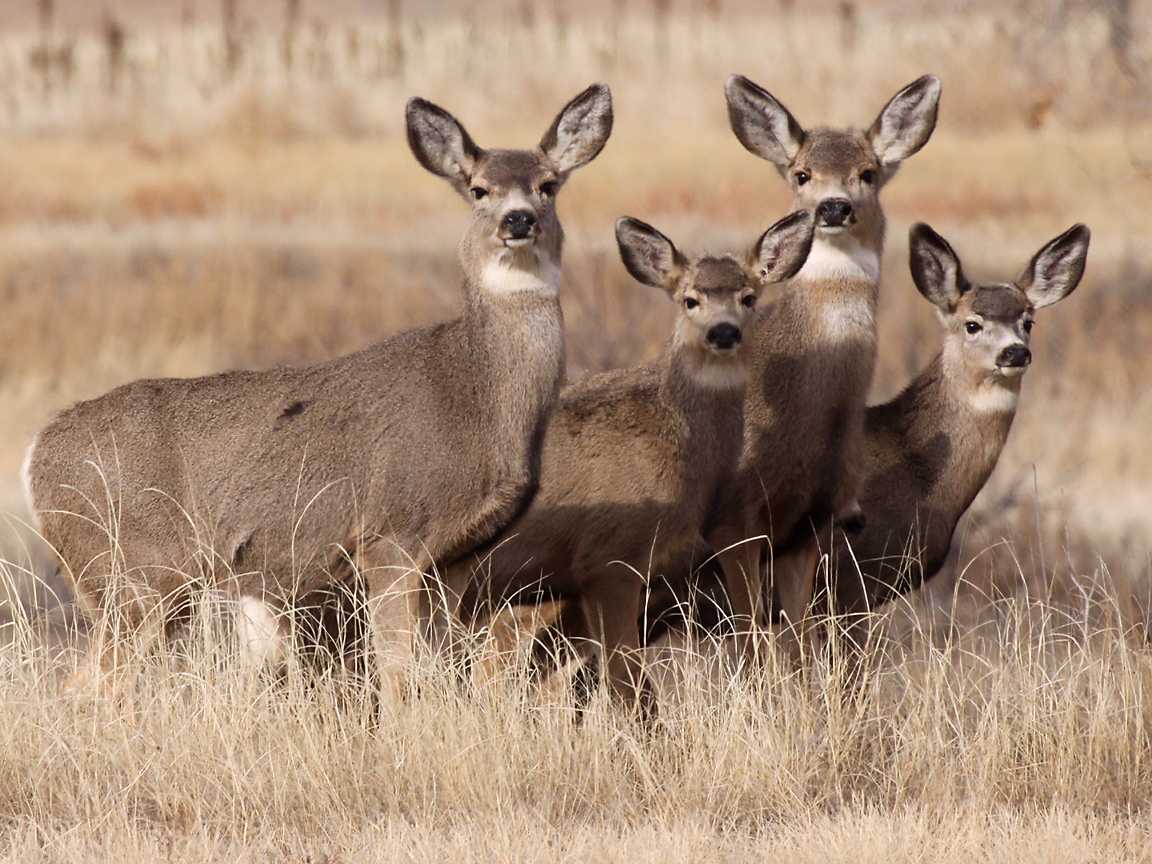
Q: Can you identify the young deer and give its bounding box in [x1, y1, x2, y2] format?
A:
[709, 73, 940, 664]
[442, 211, 815, 715]
[22, 83, 613, 701]
[817, 222, 1089, 654]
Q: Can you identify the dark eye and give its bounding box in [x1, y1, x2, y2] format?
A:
[684, 297, 699, 310]
[860, 169, 877, 185]
[539, 181, 559, 197]
[1023, 320, 1034, 333]
[965, 321, 982, 334]
[741, 294, 756, 308]
[795, 171, 810, 186]
[470, 187, 488, 200]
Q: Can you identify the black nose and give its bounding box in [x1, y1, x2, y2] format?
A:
[816, 198, 853, 227]
[501, 210, 536, 240]
[997, 344, 1032, 367]
[706, 323, 742, 350]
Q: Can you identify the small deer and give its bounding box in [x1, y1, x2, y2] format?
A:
[22, 83, 613, 700]
[815, 221, 1089, 655]
[442, 211, 815, 715]
[708, 73, 941, 663]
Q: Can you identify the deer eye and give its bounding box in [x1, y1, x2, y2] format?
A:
[795, 171, 811, 186]
[965, 321, 982, 335]
[741, 294, 756, 308]
[539, 181, 559, 197]
[684, 297, 699, 310]
[470, 187, 489, 200]
[1023, 320, 1034, 333]
[860, 169, 877, 185]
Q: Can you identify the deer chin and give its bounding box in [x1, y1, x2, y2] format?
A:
[994, 364, 1029, 380]
[502, 236, 536, 249]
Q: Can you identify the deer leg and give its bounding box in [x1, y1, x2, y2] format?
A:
[581, 570, 654, 722]
[772, 535, 820, 668]
[360, 536, 427, 710]
[712, 525, 767, 669]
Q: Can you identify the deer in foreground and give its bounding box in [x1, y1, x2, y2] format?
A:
[22, 83, 613, 701]
[810, 221, 1089, 659]
[707, 73, 941, 664]
[441, 211, 815, 716]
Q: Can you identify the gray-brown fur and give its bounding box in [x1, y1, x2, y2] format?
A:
[818, 222, 1089, 649]
[707, 74, 941, 663]
[443, 211, 815, 713]
[23, 83, 613, 697]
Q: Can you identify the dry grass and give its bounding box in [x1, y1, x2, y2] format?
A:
[2, 0, 1152, 858]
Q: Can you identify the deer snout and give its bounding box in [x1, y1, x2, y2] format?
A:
[997, 344, 1032, 369]
[706, 322, 742, 351]
[500, 210, 538, 243]
[816, 198, 853, 228]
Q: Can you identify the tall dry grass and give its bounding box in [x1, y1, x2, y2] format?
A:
[1, 0, 1152, 858]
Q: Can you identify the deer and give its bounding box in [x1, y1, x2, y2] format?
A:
[808, 221, 1089, 662]
[439, 210, 815, 717]
[706, 73, 941, 665]
[21, 83, 613, 703]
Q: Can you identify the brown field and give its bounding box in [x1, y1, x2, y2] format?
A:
[1, 0, 1152, 860]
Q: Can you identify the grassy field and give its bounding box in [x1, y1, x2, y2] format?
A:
[1, 0, 1152, 859]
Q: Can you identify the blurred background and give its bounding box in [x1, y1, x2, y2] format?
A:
[0, 0, 1149, 645]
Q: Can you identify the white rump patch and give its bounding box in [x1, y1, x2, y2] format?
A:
[236, 595, 288, 666]
[20, 434, 41, 531]
[968, 384, 1019, 414]
[800, 235, 881, 284]
[480, 256, 561, 297]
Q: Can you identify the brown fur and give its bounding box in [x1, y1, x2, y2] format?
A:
[707, 73, 941, 664]
[443, 212, 815, 714]
[23, 83, 613, 699]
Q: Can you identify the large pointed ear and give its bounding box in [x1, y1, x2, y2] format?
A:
[1017, 224, 1090, 309]
[539, 83, 613, 176]
[406, 97, 481, 199]
[867, 74, 941, 168]
[616, 217, 686, 293]
[751, 210, 815, 285]
[908, 222, 968, 312]
[725, 74, 805, 175]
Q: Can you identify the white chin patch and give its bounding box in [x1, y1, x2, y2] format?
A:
[503, 237, 535, 249]
[800, 234, 881, 284]
[481, 255, 560, 296]
[969, 384, 1019, 414]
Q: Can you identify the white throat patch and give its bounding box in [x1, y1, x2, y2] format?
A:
[968, 383, 1020, 414]
[690, 360, 749, 391]
[800, 235, 881, 284]
[480, 255, 561, 297]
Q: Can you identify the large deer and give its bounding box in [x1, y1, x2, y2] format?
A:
[22, 84, 613, 701]
[442, 211, 815, 716]
[708, 74, 941, 663]
[816, 222, 1089, 657]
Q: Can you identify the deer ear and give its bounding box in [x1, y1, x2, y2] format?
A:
[725, 74, 805, 177]
[752, 210, 814, 285]
[540, 83, 613, 176]
[615, 217, 686, 293]
[908, 222, 967, 312]
[868, 74, 941, 169]
[1017, 224, 1090, 309]
[406, 97, 481, 200]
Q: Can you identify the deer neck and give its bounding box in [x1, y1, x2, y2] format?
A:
[887, 349, 1020, 518]
[662, 342, 748, 469]
[790, 231, 881, 346]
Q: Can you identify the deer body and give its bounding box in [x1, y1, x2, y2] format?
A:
[825, 223, 1089, 634]
[24, 84, 613, 697]
[708, 74, 941, 662]
[446, 213, 815, 713]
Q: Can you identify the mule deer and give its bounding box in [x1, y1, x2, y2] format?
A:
[442, 211, 815, 715]
[708, 73, 941, 664]
[22, 83, 613, 700]
[815, 222, 1089, 654]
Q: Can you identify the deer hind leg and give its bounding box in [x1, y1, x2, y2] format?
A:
[770, 535, 820, 669]
[710, 520, 768, 670]
[359, 535, 428, 710]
